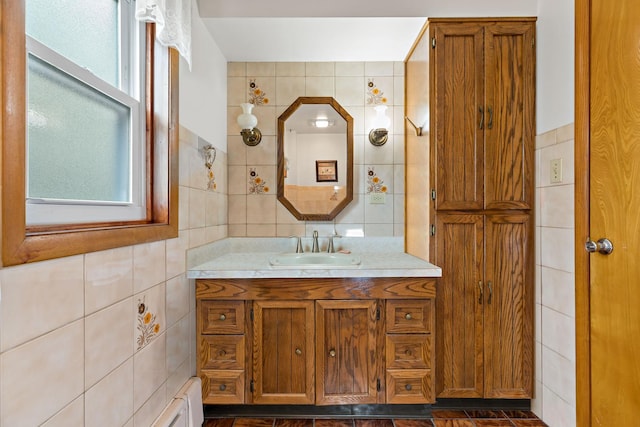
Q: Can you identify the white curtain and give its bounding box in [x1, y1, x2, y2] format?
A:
[135, 0, 192, 70]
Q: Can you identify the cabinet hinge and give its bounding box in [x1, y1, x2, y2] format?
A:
[430, 224, 436, 236]
[375, 307, 381, 321]
[250, 380, 255, 393]
[376, 378, 381, 392]
[431, 37, 436, 49]
[431, 189, 436, 201]
[250, 308, 254, 321]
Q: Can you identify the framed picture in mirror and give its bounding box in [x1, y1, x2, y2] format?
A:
[316, 160, 338, 182]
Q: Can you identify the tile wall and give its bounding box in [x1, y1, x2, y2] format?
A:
[533, 123, 576, 427]
[0, 126, 228, 426]
[227, 61, 406, 239]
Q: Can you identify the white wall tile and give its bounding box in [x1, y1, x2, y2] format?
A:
[246, 135, 276, 166]
[275, 76, 306, 107]
[276, 62, 306, 76]
[41, 397, 84, 427]
[85, 359, 134, 427]
[541, 267, 576, 317]
[336, 77, 366, 106]
[542, 347, 576, 406]
[542, 385, 577, 427]
[134, 382, 167, 427]
[133, 333, 167, 411]
[1, 321, 84, 427]
[85, 246, 134, 315]
[133, 241, 166, 293]
[0, 256, 84, 351]
[305, 77, 335, 97]
[305, 62, 334, 76]
[85, 298, 134, 389]
[166, 274, 190, 327]
[166, 316, 190, 375]
[335, 62, 365, 77]
[540, 227, 575, 273]
[247, 62, 276, 77]
[365, 62, 394, 76]
[540, 184, 575, 228]
[541, 307, 576, 361]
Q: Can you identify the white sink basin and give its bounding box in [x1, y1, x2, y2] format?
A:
[269, 252, 361, 269]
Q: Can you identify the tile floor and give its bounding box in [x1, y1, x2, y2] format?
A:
[203, 410, 548, 427]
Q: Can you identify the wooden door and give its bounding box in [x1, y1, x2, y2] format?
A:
[483, 22, 536, 211]
[315, 300, 381, 405]
[434, 213, 484, 398]
[252, 300, 315, 404]
[431, 22, 485, 211]
[576, 0, 640, 424]
[483, 214, 533, 398]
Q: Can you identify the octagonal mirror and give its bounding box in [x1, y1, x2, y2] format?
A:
[277, 97, 353, 221]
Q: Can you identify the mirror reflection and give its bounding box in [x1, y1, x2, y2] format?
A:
[277, 97, 353, 221]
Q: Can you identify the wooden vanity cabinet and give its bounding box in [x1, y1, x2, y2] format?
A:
[195, 277, 436, 406]
[252, 300, 315, 404]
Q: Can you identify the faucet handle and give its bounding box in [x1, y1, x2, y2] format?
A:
[289, 235, 304, 253]
[326, 232, 341, 253]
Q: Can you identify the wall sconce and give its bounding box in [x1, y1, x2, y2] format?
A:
[369, 105, 390, 146]
[237, 102, 262, 146]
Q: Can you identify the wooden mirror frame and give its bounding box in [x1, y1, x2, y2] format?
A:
[277, 97, 353, 221]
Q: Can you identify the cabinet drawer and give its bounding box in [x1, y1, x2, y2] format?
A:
[386, 334, 431, 369]
[386, 369, 433, 404]
[200, 300, 245, 334]
[200, 335, 245, 370]
[386, 300, 433, 334]
[201, 370, 245, 404]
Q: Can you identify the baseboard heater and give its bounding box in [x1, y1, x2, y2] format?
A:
[152, 377, 204, 427]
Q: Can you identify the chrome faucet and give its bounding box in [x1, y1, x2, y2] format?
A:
[326, 231, 341, 253]
[312, 230, 319, 253]
[290, 235, 304, 253]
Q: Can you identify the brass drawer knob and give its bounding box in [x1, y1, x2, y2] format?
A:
[405, 313, 412, 320]
[329, 349, 336, 357]
[295, 348, 302, 356]
[219, 384, 227, 391]
[219, 314, 226, 321]
[218, 349, 226, 357]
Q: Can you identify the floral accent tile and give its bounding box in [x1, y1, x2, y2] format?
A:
[137, 298, 161, 350]
[200, 144, 217, 191]
[249, 79, 269, 105]
[367, 167, 387, 193]
[248, 168, 269, 194]
[367, 79, 388, 105]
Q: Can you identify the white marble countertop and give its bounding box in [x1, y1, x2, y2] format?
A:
[187, 237, 442, 279]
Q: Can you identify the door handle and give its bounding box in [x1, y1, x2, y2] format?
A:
[479, 106, 484, 129]
[487, 106, 493, 130]
[585, 237, 613, 255]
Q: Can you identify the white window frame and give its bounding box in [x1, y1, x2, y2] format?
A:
[25, 0, 147, 226]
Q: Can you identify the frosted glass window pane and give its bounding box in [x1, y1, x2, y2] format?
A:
[27, 54, 131, 203]
[26, 0, 119, 87]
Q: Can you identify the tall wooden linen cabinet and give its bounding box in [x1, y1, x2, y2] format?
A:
[406, 18, 536, 399]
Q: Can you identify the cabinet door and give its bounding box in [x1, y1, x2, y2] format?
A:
[484, 22, 536, 210]
[316, 300, 381, 405]
[431, 22, 485, 211]
[434, 213, 484, 398]
[252, 300, 315, 404]
[484, 214, 533, 398]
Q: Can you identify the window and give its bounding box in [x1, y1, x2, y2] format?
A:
[26, 0, 146, 225]
[1, 0, 179, 266]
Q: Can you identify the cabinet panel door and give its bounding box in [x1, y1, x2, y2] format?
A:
[484, 214, 533, 398]
[316, 300, 380, 405]
[484, 22, 536, 210]
[252, 300, 315, 404]
[434, 213, 484, 398]
[431, 23, 485, 210]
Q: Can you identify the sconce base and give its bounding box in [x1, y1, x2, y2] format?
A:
[241, 128, 262, 146]
[369, 128, 388, 146]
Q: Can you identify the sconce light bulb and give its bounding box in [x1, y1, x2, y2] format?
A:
[237, 102, 258, 130]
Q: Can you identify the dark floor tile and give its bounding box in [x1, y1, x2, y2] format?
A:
[502, 411, 538, 419]
[474, 420, 515, 427]
[315, 420, 355, 427]
[203, 419, 234, 427]
[465, 410, 506, 419]
[431, 410, 469, 419]
[233, 418, 275, 427]
[393, 420, 435, 427]
[354, 420, 394, 427]
[275, 419, 314, 427]
[511, 420, 549, 427]
[432, 420, 475, 427]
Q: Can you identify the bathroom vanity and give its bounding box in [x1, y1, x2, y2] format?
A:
[188, 238, 441, 406]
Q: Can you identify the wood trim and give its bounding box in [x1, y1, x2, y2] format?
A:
[1, 2, 179, 266]
[575, 0, 591, 425]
